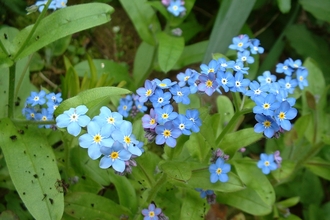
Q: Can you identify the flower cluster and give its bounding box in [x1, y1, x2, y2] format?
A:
[208, 149, 231, 183]
[257, 151, 282, 175]
[56, 105, 144, 174]
[34, 0, 67, 12]
[161, 0, 186, 17]
[22, 91, 62, 129]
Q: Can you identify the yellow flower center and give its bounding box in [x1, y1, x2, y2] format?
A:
[163, 129, 171, 138]
[184, 76, 190, 81]
[206, 80, 213, 88]
[216, 168, 222, 174]
[30, 113, 35, 118]
[93, 134, 102, 144]
[172, 5, 178, 11]
[124, 136, 131, 144]
[299, 76, 304, 81]
[145, 89, 152, 96]
[149, 211, 155, 217]
[110, 151, 119, 159]
[264, 161, 270, 166]
[162, 113, 169, 119]
[159, 83, 167, 87]
[238, 42, 243, 47]
[123, 105, 127, 110]
[263, 103, 270, 109]
[150, 119, 155, 125]
[263, 120, 271, 128]
[208, 68, 214, 73]
[42, 116, 47, 121]
[107, 117, 115, 124]
[278, 112, 286, 120]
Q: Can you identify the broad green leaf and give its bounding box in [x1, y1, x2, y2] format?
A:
[276, 197, 300, 209]
[216, 95, 235, 126]
[133, 42, 156, 88]
[157, 32, 184, 73]
[271, 160, 296, 182]
[300, 0, 330, 22]
[303, 58, 325, 96]
[12, 3, 114, 60]
[148, 1, 169, 20]
[173, 41, 208, 70]
[178, 93, 201, 115]
[0, 26, 18, 68]
[299, 170, 323, 206]
[45, 35, 72, 59]
[159, 161, 192, 182]
[54, 87, 131, 117]
[64, 192, 132, 219]
[4, 191, 33, 219]
[119, 0, 159, 45]
[29, 52, 45, 71]
[217, 158, 275, 215]
[184, 132, 212, 162]
[305, 157, 330, 181]
[203, 0, 256, 63]
[0, 118, 63, 220]
[221, 128, 263, 158]
[180, 189, 208, 220]
[277, 0, 291, 13]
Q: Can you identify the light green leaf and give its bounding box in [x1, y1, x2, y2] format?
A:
[0, 118, 63, 220]
[173, 41, 208, 70]
[300, 0, 330, 22]
[0, 26, 18, 68]
[221, 128, 263, 158]
[133, 42, 156, 88]
[157, 32, 184, 73]
[159, 161, 192, 182]
[119, 0, 159, 45]
[277, 197, 300, 209]
[216, 95, 235, 126]
[64, 192, 132, 219]
[271, 160, 296, 183]
[277, 0, 291, 13]
[54, 87, 131, 117]
[203, 0, 256, 62]
[303, 58, 325, 96]
[305, 157, 330, 181]
[12, 3, 114, 60]
[180, 189, 208, 220]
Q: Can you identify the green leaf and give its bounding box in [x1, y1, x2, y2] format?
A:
[217, 158, 275, 215]
[216, 95, 235, 126]
[277, 0, 291, 13]
[300, 0, 330, 22]
[184, 132, 212, 162]
[64, 192, 132, 219]
[133, 42, 156, 88]
[159, 161, 192, 182]
[221, 128, 263, 158]
[119, 0, 159, 45]
[12, 3, 114, 60]
[180, 189, 208, 220]
[305, 157, 330, 181]
[54, 87, 131, 117]
[0, 118, 63, 220]
[0, 26, 18, 68]
[45, 35, 72, 57]
[203, 0, 256, 63]
[173, 41, 208, 70]
[303, 58, 325, 96]
[277, 197, 300, 209]
[157, 32, 184, 73]
[271, 160, 296, 182]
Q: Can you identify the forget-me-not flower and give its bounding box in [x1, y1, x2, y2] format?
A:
[209, 158, 231, 183]
[257, 153, 277, 174]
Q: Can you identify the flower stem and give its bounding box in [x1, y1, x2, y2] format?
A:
[13, 0, 52, 60]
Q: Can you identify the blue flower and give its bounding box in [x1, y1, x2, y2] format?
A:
[149, 88, 171, 108]
[117, 98, 133, 117]
[35, 0, 56, 11]
[142, 108, 157, 129]
[245, 80, 268, 101]
[197, 72, 219, 96]
[274, 101, 297, 131]
[170, 85, 191, 105]
[135, 100, 148, 113]
[46, 92, 62, 104]
[278, 76, 298, 94]
[35, 108, 53, 128]
[56, 105, 91, 137]
[23, 107, 37, 120]
[229, 34, 250, 52]
[287, 58, 302, 69]
[186, 109, 202, 133]
[257, 153, 277, 174]
[216, 71, 234, 92]
[254, 114, 279, 138]
[177, 68, 197, 87]
[195, 188, 214, 199]
[112, 121, 142, 156]
[200, 60, 218, 74]
[155, 122, 182, 147]
[209, 158, 231, 183]
[232, 61, 249, 74]
[257, 71, 276, 86]
[253, 94, 280, 116]
[237, 50, 254, 64]
[136, 80, 157, 103]
[172, 114, 193, 135]
[230, 72, 250, 94]
[296, 68, 308, 90]
[155, 104, 178, 124]
[276, 59, 294, 76]
[167, 0, 185, 17]
[153, 78, 177, 89]
[216, 58, 234, 71]
[93, 106, 124, 131]
[141, 203, 162, 220]
[99, 142, 131, 172]
[26, 90, 46, 106]
[78, 121, 114, 160]
[249, 39, 264, 54]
